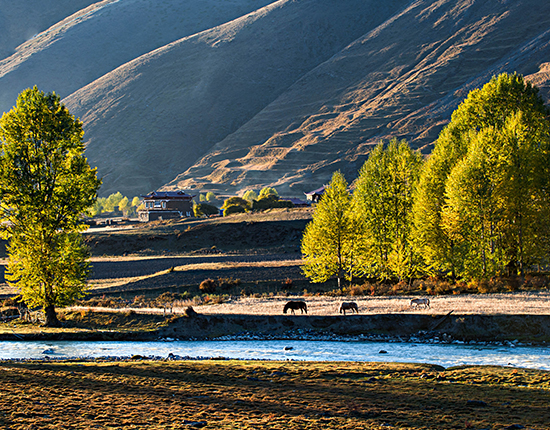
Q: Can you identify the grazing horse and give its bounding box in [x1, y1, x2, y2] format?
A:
[283, 301, 307, 314]
[410, 298, 430, 309]
[339, 302, 359, 314]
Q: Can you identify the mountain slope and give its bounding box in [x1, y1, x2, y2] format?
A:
[5, 0, 550, 199]
[0, 0, 274, 114]
[165, 0, 550, 196]
[0, 0, 97, 60]
[64, 0, 411, 196]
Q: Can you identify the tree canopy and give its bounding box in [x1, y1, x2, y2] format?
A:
[353, 139, 423, 280]
[413, 72, 550, 278]
[301, 171, 357, 288]
[0, 87, 101, 326]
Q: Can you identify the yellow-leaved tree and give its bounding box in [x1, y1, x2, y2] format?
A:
[0, 87, 101, 326]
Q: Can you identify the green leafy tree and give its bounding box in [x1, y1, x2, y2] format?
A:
[199, 193, 206, 202]
[87, 200, 103, 217]
[118, 196, 130, 214]
[221, 196, 251, 211]
[131, 196, 140, 207]
[194, 203, 219, 217]
[96, 197, 107, 214]
[205, 192, 216, 202]
[301, 171, 357, 288]
[413, 72, 550, 277]
[223, 204, 246, 216]
[442, 112, 550, 279]
[104, 191, 123, 212]
[441, 129, 505, 278]
[243, 190, 258, 202]
[353, 139, 423, 280]
[0, 87, 101, 326]
[259, 187, 278, 198]
[252, 194, 294, 211]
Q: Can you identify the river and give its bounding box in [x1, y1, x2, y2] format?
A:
[1, 340, 550, 369]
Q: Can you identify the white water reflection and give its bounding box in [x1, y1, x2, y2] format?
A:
[1, 340, 549, 369]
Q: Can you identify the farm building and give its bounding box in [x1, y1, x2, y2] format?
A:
[138, 190, 194, 222]
[304, 186, 326, 203]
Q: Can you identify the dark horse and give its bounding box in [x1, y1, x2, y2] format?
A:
[339, 301, 359, 315]
[283, 301, 307, 314]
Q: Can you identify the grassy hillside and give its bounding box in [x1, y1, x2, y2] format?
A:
[168, 0, 550, 196]
[2, 0, 550, 198]
[0, 0, 274, 114]
[0, 0, 97, 60]
[64, 0, 408, 196]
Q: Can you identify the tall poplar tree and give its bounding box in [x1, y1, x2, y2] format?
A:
[352, 139, 423, 280]
[0, 87, 101, 326]
[301, 171, 358, 288]
[413, 72, 550, 277]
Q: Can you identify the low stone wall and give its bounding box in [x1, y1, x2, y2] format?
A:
[159, 313, 550, 344]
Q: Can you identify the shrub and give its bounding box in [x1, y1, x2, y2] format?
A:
[243, 190, 258, 201]
[200, 279, 217, 293]
[223, 204, 246, 216]
[252, 195, 294, 211]
[221, 197, 251, 210]
[259, 187, 278, 198]
[194, 203, 219, 217]
[217, 277, 241, 290]
[282, 278, 293, 291]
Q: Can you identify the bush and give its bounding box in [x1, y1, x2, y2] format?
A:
[259, 187, 278, 198]
[252, 195, 294, 211]
[222, 196, 251, 211]
[223, 204, 246, 216]
[200, 279, 217, 293]
[217, 277, 241, 290]
[282, 278, 293, 291]
[243, 190, 258, 201]
[194, 203, 219, 217]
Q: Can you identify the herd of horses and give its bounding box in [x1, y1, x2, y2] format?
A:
[282, 298, 430, 314]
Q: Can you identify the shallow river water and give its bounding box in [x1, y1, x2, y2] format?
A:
[1, 340, 550, 370]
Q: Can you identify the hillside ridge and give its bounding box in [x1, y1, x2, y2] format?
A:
[2, 0, 550, 197]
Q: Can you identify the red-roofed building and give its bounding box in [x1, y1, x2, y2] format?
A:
[138, 190, 194, 222]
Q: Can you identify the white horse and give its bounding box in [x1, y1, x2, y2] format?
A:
[339, 301, 359, 314]
[410, 298, 430, 309]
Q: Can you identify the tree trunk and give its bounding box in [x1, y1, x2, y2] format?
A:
[44, 305, 61, 327]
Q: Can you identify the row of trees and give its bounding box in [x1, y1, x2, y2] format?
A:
[88, 191, 141, 217]
[302, 73, 550, 286]
[194, 186, 291, 217]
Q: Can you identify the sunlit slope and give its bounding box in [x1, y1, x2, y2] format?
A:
[0, 0, 97, 60]
[64, 0, 408, 196]
[0, 0, 274, 114]
[166, 0, 550, 197]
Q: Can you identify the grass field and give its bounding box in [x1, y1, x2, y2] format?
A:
[1, 360, 549, 429]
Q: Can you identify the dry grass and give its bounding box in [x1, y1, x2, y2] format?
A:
[0, 360, 549, 429]
[190, 291, 550, 316]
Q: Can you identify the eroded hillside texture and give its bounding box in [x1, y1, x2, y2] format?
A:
[2, 0, 550, 197]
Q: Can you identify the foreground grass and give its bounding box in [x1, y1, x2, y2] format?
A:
[1, 361, 549, 429]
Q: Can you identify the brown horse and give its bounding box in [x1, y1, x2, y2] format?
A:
[283, 301, 307, 314]
[339, 301, 359, 314]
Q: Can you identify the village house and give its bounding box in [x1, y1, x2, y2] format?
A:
[304, 186, 326, 203]
[138, 190, 194, 222]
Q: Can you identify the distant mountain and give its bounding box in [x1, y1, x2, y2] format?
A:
[2, 0, 550, 198]
[0, 0, 97, 60]
[0, 0, 274, 114]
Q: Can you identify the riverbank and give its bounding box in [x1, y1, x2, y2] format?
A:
[1, 360, 548, 429]
[3, 311, 550, 346]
